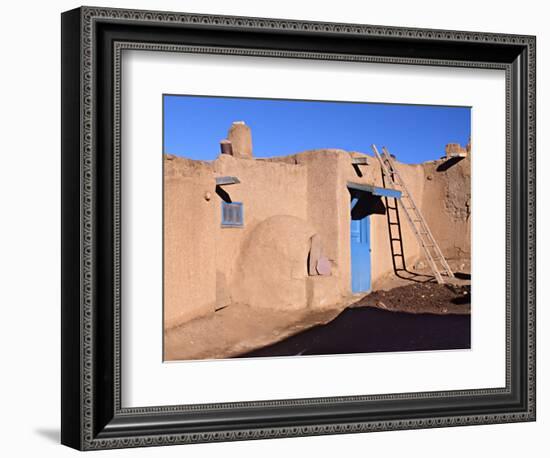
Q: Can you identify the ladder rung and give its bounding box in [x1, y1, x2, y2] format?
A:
[374, 144, 453, 285]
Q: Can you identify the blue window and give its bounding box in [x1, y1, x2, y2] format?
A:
[221, 202, 244, 227]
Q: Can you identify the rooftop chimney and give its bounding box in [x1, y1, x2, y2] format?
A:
[227, 121, 253, 158]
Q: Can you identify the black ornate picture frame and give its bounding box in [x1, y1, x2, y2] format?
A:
[61, 6, 536, 450]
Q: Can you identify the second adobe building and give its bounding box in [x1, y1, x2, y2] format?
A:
[164, 121, 471, 333]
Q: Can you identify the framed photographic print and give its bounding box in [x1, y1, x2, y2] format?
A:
[61, 6, 536, 450]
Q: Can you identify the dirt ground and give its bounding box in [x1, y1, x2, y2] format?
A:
[164, 300, 357, 361]
[240, 304, 470, 358]
[352, 282, 470, 315]
[165, 259, 471, 360]
[358, 258, 471, 315]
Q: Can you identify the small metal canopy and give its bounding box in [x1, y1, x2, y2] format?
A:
[215, 176, 240, 186]
[347, 181, 402, 199]
[351, 156, 369, 165]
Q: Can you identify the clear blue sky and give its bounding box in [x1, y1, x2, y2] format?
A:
[163, 95, 470, 164]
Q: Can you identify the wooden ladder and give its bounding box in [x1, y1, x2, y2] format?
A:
[371, 144, 455, 284]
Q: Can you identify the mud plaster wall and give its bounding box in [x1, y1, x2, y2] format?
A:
[212, 154, 308, 310]
[264, 150, 469, 289]
[163, 157, 217, 329]
[274, 151, 348, 296]
[272, 151, 362, 306]
[421, 157, 471, 260]
[231, 215, 318, 311]
[273, 150, 429, 291]
[164, 150, 470, 329]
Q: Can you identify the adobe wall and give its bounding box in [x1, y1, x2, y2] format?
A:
[268, 151, 350, 296]
[335, 152, 470, 287]
[212, 154, 309, 309]
[421, 157, 471, 260]
[164, 148, 471, 330]
[280, 148, 470, 289]
[271, 150, 430, 291]
[163, 157, 217, 330]
[164, 153, 314, 329]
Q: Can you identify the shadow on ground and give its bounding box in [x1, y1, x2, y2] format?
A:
[238, 306, 470, 358]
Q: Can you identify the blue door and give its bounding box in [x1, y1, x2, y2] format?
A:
[351, 197, 371, 293]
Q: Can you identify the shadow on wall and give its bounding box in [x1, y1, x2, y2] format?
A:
[215, 185, 232, 203]
[436, 156, 465, 172]
[381, 191, 435, 284]
[454, 272, 471, 280]
[349, 186, 434, 284]
[349, 189, 386, 219]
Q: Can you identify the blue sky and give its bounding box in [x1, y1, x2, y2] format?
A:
[163, 95, 470, 164]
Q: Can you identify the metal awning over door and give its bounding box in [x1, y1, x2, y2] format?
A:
[347, 181, 402, 199]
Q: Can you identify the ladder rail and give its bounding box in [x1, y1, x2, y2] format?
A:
[381, 147, 454, 277]
[371, 144, 454, 283]
[381, 145, 454, 278]
[371, 145, 443, 283]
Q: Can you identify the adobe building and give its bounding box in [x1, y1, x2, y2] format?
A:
[164, 122, 471, 336]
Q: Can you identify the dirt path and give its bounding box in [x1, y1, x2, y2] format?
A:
[165, 279, 470, 361]
[352, 282, 470, 315]
[164, 303, 348, 361]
